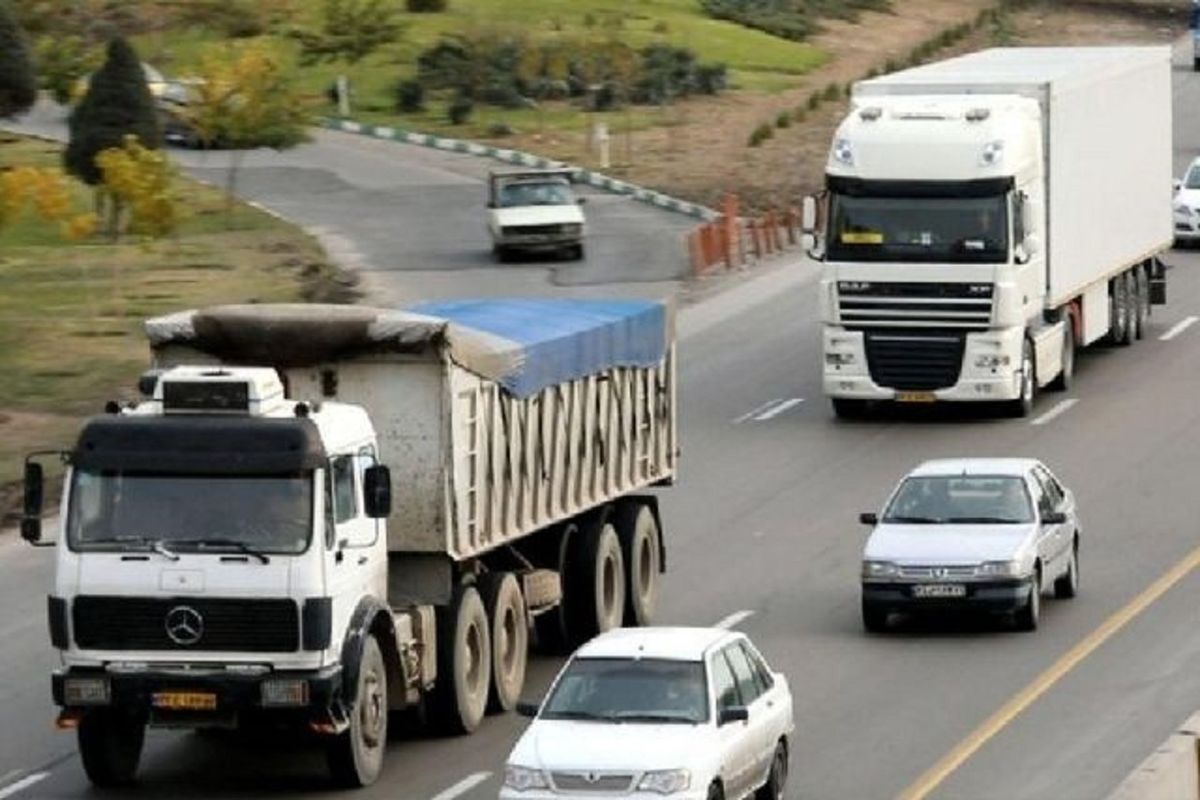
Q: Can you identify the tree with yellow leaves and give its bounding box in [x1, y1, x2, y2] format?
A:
[94, 134, 178, 241]
[0, 165, 97, 240]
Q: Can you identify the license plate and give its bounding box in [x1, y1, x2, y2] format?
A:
[152, 691, 217, 711]
[912, 584, 966, 598]
[896, 391, 936, 403]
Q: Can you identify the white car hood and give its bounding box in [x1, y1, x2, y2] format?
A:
[1175, 188, 1200, 211]
[509, 719, 714, 773]
[492, 205, 584, 227]
[864, 523, 1036, 564]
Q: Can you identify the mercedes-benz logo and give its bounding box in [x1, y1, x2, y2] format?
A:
[165, 605, 204, 646]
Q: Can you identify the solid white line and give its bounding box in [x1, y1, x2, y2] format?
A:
[753, 397, 804, 421]
[733, 398, 783, 424]
[1030, 398, 1078, 427]
[714, 610, 755, 630]
[0, 773, 49, 800]
[429, 771, 491, 800]
[1159, 315, 1199, 341]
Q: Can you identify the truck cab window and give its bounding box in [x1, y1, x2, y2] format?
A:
[331, 455, 358, 524]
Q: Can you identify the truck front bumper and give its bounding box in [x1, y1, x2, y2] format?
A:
[823, 327, 1025, 402]
[53, 665, 344, 727]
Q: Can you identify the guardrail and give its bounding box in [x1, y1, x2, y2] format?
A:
[1108, 709, 1200, 800]
[687, 194, 805, 276]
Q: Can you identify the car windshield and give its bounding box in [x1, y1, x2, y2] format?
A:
[1186, 166, 1200, 190]
[498, 180, 573, 208]
[67, 469, 314, 554]
[827, 194, 1008, 263]
[883, 475, 1033, 524]
[540, 657, 709, 724]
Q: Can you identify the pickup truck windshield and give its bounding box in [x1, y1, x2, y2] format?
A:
[828, 194, 1008, 263]
[498, 181, 573, 208]
[68, 469, 314, 554]
[883, 475, 1033, 525]
[541, 658, 709, 724]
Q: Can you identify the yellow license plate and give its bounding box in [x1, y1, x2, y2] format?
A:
[896, 391, 936, 403]
[152, 691, 217, 711]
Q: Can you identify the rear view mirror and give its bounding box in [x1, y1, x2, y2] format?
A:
[1042, 511, 1067, 525]
[859, 512, 878, 526]
[718, 706, 749, 726]
[22, 461, 44, 544]
[363, 465, 392, 519]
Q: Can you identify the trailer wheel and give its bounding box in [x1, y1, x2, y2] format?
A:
[327, 634, 388, 787]
[432, 585, 491, 735]
[1120, 271, 1137, 346]
[1109, 273, 1131, 345]
[533, 521, 576, 655]
[616, 502, 661, 627]
[479, 572, 527, 714]
[570, 516, 627, 643]
[78, 710, 145, 788]
[1047, 317, 1074, 392]
[1134, 267, 1149, 339]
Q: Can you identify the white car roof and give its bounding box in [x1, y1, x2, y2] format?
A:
[908, 458, 1041, 478]
[573, 627, 737, 662]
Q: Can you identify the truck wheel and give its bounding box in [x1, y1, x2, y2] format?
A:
[831, 398, 867, 420]
[479, 572, 527, 714]
[1005, 339, 1035, 418]
[616, 501, 661, 627]
[1109, 273, 1130, 345]
[78, 710, 145, 787]
[533, 522, 576, 655]
[327, 634, 388, 787]
[1134, 267, 1149, 340]
[569, 516, 626, 643]
[1047, 319, 1074, 392]
[1120, 271, 1137, 346]
[432, 585, 491, 734]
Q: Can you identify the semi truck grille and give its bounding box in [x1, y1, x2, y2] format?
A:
[865, 331, 965, 391]
[72, 596, 299, 652]
[839, 282, 992, 329]
[550, 772, 636, 792]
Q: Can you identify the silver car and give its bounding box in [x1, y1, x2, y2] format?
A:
[858, 458, 1080, 632]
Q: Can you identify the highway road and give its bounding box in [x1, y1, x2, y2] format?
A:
[5, 40, 1200, 800]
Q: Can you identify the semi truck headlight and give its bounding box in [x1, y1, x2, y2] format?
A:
[261, 678, 309, 707]
[981, 140, 1004, 166]
[974, 354, 1011, 368]
[64, 677, 111, 705]
[833, 138, 854, 166]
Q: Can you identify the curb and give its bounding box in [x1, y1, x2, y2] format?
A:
[317, 117, 720, 222]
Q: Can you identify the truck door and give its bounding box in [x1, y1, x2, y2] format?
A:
[326, 451, 386, 647]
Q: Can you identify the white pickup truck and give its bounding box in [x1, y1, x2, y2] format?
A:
[486, 169, 588, 262]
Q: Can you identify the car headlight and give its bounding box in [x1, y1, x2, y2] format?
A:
[976, 560, 1024, 578]
[974, 354, 1011, 368]
[638, 769, 691, 794]
[1175, 203, 1191, 215]
[504, 765, 549, 791]
[565, 223, 583, 235]
[862, 560, 899, 579]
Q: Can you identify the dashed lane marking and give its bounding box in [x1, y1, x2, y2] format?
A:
[1030, 398, 1078, 427]
[714, 610, 755, 630]
[1159, 315, 1198, 341]
[0, 773, 48, 800]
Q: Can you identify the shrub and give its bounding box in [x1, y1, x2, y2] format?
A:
[821, 81, 839, 101]
[487, 121, 514, 137]
[806, 91, 820, 110]
[395, 79, 424, 112]
[694, 62, 728, 95]
[407, 0, 447, 11]
[775, 110, 790, 128]
[748, 122, 774, 147]
[700, 0, 891, 42]
[447, 93, 473, 125]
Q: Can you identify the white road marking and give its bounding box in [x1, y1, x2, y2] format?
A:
[1159, 315, 1199, 341]
[734, 398, 783, 424]
[429, 771, 491, 800]
[0, 773, 48, 800]
[753, 397, 805, 421]
[714, 610, 755, 630]
[1030, 398, 1078, 427]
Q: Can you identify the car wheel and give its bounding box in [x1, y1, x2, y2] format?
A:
[862, 597, 889, 633]
[1015, 567, 1041, 631]
[1054, 542, 1079, 599]
[755, 742, 788, 800]
[707, 781, 725, 800]
[492, 245, 509, 263]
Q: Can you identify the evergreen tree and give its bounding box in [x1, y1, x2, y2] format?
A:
[0, 0, 37, 118]
[64, 37, 160, 186]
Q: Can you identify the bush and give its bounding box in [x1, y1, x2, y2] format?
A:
[775, 110, 790, 128]
[395, 79, 424, 112]
[700, 0, 891, 42]
[407, 0, 447, 10]
[447, 93, 473, 125]
[694, 62, 728, 95]
[806, 91, 820, 111]
[748, 122, 774, 147]
[821, 82, 840, 101]
[487, 122, 514, 137]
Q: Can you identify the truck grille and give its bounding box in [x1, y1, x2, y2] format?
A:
[550, 772, 636, 792]
[839, 282, 992, 329]
[72, 596, 299, 652]
[865, 331, 965, 391]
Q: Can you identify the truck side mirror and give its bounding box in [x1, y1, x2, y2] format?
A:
[363, 465, 392, 519]
[22, 461, 44, 544]
[801, 196, 818, 234]
[1022, 233, 1041, 257]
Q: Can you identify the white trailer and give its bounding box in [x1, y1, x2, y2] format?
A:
[20, 299, 677, 789]
[805, 47, 1172, 417]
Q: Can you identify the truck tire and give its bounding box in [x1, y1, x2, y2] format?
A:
[1109, 273, 1130, 345]
[1120, 271, 1137, 346]
[616, 501, 661, 627]
[1134, 267, 1149, 340]
[479, 572, 527, 714]
[1047, 318, 1074, 392]
[327, 634, 388, 787]
[78, 709, 145, 787]
[569, 516, 627, 643]
[831, 398, 867, 420]
[1004, 339, 1035, 418]
[432, 585, 491, 735]
[533, 521, 576, 655]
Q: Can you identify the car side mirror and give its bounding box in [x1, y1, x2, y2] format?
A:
[859, 512, 878, 526]
[22, 461, 44, 544]
[1042, 511, 1067, 525]
[487, 201, 497, 209]
[516, 701, 539, 718]
[718, 706, 749, 726]
[577, 197, 587, 205]
[1174, 179, 1182, 193]
[363, 465, 392, 519]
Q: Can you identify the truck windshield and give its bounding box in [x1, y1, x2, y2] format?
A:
[498, 181, 573, 207]
[827, 194, 1008, 263]
[67, 469, 314, 554]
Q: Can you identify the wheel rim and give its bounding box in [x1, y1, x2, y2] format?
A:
[465, 619, 485, 696]
[637, 536, 653, 597]
[601, 551, 619, 625]
[498, 604, 519, 678]
[1031, 577, 1040, 618]
[360, 667, 384, 749]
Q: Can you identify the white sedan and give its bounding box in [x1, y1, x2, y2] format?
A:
[859, 458, 1080, 632]
[1174, 156, 1200, 245]
[501, 627, 793, 800]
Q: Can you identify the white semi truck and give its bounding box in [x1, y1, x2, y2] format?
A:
[20, 299, 677, 788]
[804, 47, 1172, 418]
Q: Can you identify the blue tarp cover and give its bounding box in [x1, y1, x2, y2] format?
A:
[410, 298, 671, 398]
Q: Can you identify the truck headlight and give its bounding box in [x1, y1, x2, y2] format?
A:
[974, 354, 1011, 368]
[504, 765, 549, 791]
[638, 769, 691, 794]
[981, 140, 1004, 166]
[976, 560, 1024, 578]
[826, 352, 856, 366]
[64, 677, 111, 705]
[833, 138, 854, 166]
[862, 560, 899, 579]
[261, 678, 309, 707]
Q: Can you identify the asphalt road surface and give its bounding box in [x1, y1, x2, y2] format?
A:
[5, 40, 1200, 800]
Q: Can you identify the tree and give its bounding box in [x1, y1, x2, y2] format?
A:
[290, 0, 404, 115]
[95, 134, 177, 240]
[0, 0, 38, 118]
[36, 35, 97, 105]
[64, 36, 160, 187]
[183, 42, 309, 218]
[0, 165, 96, 240]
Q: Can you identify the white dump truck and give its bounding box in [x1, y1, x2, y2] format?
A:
[803, 47, 1172, 418]
[20, 299, 677, 788]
